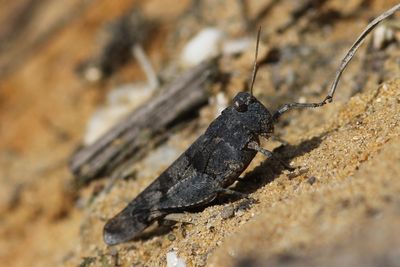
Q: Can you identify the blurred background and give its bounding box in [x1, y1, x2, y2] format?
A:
[0, 0, 399, 266]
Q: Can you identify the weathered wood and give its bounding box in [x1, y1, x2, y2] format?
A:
[70, 59, 219, 184]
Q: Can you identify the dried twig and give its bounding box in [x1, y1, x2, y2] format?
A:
[70, 59, 219, 185]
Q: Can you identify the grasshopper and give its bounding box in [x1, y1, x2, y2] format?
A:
[104, 5, 400, 245]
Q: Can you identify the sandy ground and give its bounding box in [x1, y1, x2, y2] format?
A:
[0, 1, 399, 266]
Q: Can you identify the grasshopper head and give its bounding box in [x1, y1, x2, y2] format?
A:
[232, 92, 274, 138]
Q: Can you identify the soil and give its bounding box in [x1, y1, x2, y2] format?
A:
[0, 1, 399, 266]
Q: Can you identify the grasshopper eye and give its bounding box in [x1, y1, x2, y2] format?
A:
[234, 100, 248, 112]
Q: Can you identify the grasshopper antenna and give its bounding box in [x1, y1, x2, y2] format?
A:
[250, 26, 261, 96]
[272, 3, 400, 121]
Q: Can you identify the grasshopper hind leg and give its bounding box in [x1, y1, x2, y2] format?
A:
[155, 173, 223, 211]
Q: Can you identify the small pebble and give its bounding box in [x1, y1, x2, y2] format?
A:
[287, 167, 309, 179]
[365, 206, 381, 218]
[307, 176, 317, 185]
[235, 209, 245, 217]
[197, 254, 208, 267]
[235, 198, 256, 213]
[168, 234, 176, 241]
[208, 225, 215, 233]
[191, 243, 200, 255]
[83, 65, 102, 82]
[298, 96, 307, 104]
[220, 205, 235, 219]
[181, 228, 187, 238]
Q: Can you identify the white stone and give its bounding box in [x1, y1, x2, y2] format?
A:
[166, 251, 186, 267]
[181, 28, 224, 67]
[372, 24, 394, 50]
[83, 66, 102, 82]
[214, 92, 228, 117]
[222, 37, 252, 55]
